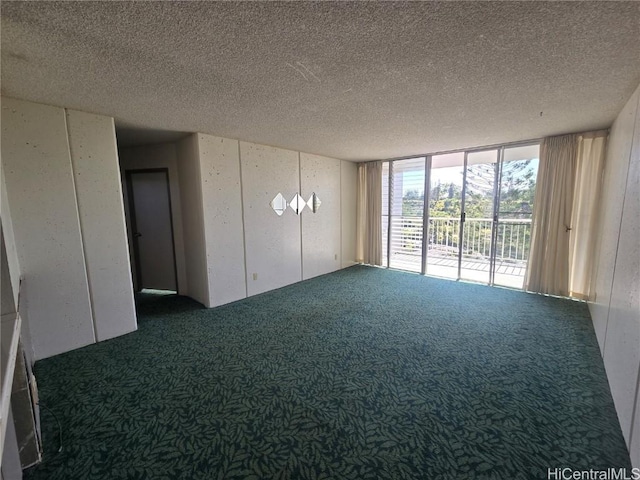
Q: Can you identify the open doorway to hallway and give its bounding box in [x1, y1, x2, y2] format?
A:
[116, 125, 189, 296]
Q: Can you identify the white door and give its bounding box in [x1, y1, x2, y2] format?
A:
[128, 170, 177, 291]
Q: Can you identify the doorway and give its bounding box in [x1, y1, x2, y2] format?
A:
[425, 146, 538, 288]
[125, 169, 178, 292]
[459, 149, 499, 284]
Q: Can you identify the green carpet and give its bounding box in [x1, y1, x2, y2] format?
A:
[25, 266, 630, 479]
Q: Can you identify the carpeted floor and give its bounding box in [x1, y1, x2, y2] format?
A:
[25, 266, 630, 479]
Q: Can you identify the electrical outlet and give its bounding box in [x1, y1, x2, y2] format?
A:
[252, 273, 258, 281]
[334, 254, 338, 260]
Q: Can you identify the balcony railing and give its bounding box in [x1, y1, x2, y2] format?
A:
[384, 216, 532, 270]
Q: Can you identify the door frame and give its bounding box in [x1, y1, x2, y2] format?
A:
[421, 142, 539, 285]
[454, 147, 506, 284]
[458, 146, 501, 284]
[488, 147, 505, 285]
[125, 168, 179, 291]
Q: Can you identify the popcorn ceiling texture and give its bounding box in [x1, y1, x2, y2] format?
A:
[1, 1, 639, 160]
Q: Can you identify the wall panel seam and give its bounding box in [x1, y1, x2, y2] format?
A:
[237, 141, 249, 298]
[299, 152, 304, 281]
[340, 161, 343, 268]
[602, 98, 638, 355]
[193, 135, 211, 307]
[63, 109, 98, 343]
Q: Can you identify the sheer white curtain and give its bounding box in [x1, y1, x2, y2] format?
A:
[525, 131, 607, 298]
[569, 132, 608, 299]
[356, 161, 382, 265]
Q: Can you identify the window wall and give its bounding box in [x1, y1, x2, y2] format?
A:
[380, 142, 539, 289]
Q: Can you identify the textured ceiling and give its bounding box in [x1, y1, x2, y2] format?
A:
[2, 1, 639, 160]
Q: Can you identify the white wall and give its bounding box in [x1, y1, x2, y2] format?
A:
[1, 164, 34, 362]
[118, 144, 188, 295]
[119, 137, 355, 305]
[2, 98, 95, 359]
[300, 153, 341, 279]
[589, 83, 640, 465]
[175, 135, 209, 306]
[341, 160, 358, 268]
[2, 95, 360, 359]
[173, 136, 353, 305]
[197, 134, 246, 307]
[66, 110, 137, 341]
[0, 165, 21, 312]
[1, 97, 138, 360]
[240, 142, 302, 296]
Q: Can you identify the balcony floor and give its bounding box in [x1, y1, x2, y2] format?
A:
[386, 253, 526, 289]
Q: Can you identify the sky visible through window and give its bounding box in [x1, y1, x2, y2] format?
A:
[399, 157, 539, 195]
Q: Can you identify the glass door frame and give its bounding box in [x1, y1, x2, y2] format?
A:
[458, 147, 500, 284]
[385, 160, 393, 269]
[420, 156, 431, 275]
[488, 147, 504, 285]
[458, 151, 467, 280]
[384, 139, 540, 288]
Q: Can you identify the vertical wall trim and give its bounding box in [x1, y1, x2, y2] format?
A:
[237, 141, 249, 298]
[458, 152, 469, 280]
[63, 109, 98, 343]
[299, 151, 304, 280]
[339, 161, 343, 268]
[602, 95, 639, 356]
[107, 117, 138, 331]
[193, 135, 211, 306]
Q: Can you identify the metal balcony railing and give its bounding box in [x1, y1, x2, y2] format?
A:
[384, 216, 532, 268]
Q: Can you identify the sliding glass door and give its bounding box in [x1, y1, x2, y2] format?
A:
[460, 150, 499, 284]
[426, 153, 464, 279]
[381, 141, 540, 289]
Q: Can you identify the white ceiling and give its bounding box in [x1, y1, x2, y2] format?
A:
[2, 1, 639, 160]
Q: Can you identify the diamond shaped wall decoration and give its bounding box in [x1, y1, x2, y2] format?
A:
[270, 193, 287, 216]
[307, 193, 322, 213]
[290, 193, 306, 215]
